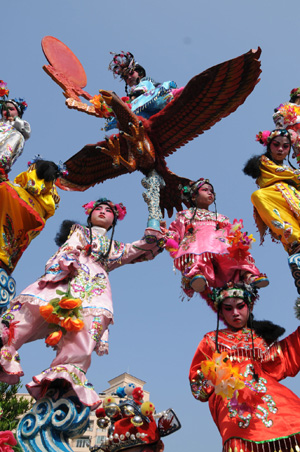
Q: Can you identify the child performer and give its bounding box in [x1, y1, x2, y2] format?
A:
[189, 282, 300, 452]
[0, 96, 60, 312]
[0, 194, 164, 409]
[165, 178, 268, 298]
[243, 129, 300, 292]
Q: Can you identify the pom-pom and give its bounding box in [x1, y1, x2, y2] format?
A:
[103, 396, 116, 407]
[132, 387, 144, 404]
[124, 383, 135, 396]
[116, 386, 126, 398]
[165, 238, 179, 253]
[96, 407, 106, 418]
[141, 401, 155, 416]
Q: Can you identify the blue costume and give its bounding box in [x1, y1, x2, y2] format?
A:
[105, 78, 177, 131]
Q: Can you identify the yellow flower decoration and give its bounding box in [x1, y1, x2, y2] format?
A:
[201, 352, 245, 400]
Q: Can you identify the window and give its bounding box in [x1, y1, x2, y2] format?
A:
[96, 436, 106, 445]
[87, 421, 94, 431]
[76, 437, 90, 448]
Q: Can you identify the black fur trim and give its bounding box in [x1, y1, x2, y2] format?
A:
[249, 317, 285, 344]
[243, 155, 262, 179]
[55, 220, 78, 247]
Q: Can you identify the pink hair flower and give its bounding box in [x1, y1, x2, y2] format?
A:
[82, 201, 96, 215]
[115, 203, 127, 221]
[255, 130, 271, 146]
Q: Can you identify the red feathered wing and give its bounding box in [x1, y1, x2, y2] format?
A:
[56, 139, 130, 191]
[146, 47, 261, 157]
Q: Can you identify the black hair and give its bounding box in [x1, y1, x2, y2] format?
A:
[135, 64, 146, 79]
[35, 160, 60, 182]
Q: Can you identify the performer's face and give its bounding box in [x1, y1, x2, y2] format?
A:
[90, 204, 115, 230]
[269, 136, 290, 163]
[124, 70, 140, 87]
[221, 298, 249, 329]
[193, 183, 215, 209]
[1, 102, 19, 120]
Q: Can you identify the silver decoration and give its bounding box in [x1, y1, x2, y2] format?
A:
[141, 170, 166, 223]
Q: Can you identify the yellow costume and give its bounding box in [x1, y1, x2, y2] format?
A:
[251, 155, 300, 253]
[0, 167, 60, 273]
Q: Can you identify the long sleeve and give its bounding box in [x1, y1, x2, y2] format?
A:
[14, 168, 60, 221]
[107, 228, 164, 271]
[12, 118, 31, 141]
[167, 213, 185, 244]
[189, 335, 215, 402]
[38, 226, 83, 287]
[257, 155, 300, 189]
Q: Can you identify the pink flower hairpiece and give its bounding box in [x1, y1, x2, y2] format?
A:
[82, 200, 127, 220]
[256, 129, 295, 146]
[255, 130, 271, 146]
[114, 202, 127, 220]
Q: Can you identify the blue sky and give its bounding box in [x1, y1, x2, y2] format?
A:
[3, 0, 300, 450]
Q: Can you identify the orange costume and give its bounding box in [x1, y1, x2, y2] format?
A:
[189, 327, 300, 452]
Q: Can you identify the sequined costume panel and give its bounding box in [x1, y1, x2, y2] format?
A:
[189, 328, 300, 450]
[0, 119, 30, 173]
[251, 156, 300, 252]
[167, 209, 261, 292]
[0, 225, 163, 408]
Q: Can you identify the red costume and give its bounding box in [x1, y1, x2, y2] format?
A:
[189, 327, 300, 452]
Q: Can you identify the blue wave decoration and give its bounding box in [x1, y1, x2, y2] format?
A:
[17, 396, 91, 452]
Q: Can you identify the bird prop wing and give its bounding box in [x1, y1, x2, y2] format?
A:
[56, 139, 130, 191]
[146, 48, 262, 157]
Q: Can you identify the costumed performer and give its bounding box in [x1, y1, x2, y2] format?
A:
[0, 97, 30, 170]
[0, 96, 61, 312]
[164, 178, 268, 298]
[189, 282, 300, 452]
[0, 192, 165, 410]
[243, 129, 300, 292]
[104, 51, 183, 130]
[272, 87, 300, 164]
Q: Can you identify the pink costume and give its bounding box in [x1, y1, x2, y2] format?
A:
[0, 224, 164, 409]
[167, 208, 261, 296]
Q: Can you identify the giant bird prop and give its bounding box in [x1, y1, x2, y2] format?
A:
[42, 36, 261, 217]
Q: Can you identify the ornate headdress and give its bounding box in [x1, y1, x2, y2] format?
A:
[108, 51, 146, 81]
[179, 178, 215, 206]
[290, 87, 300, 102]
[93, 385, 181, 452]
[205, 282, 258, 314]
[3, 98, 28, 118]
[255, 128, 293, 147]
[83, 198, 127, 223]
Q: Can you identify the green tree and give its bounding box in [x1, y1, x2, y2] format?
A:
[0, 382, 32, 431]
